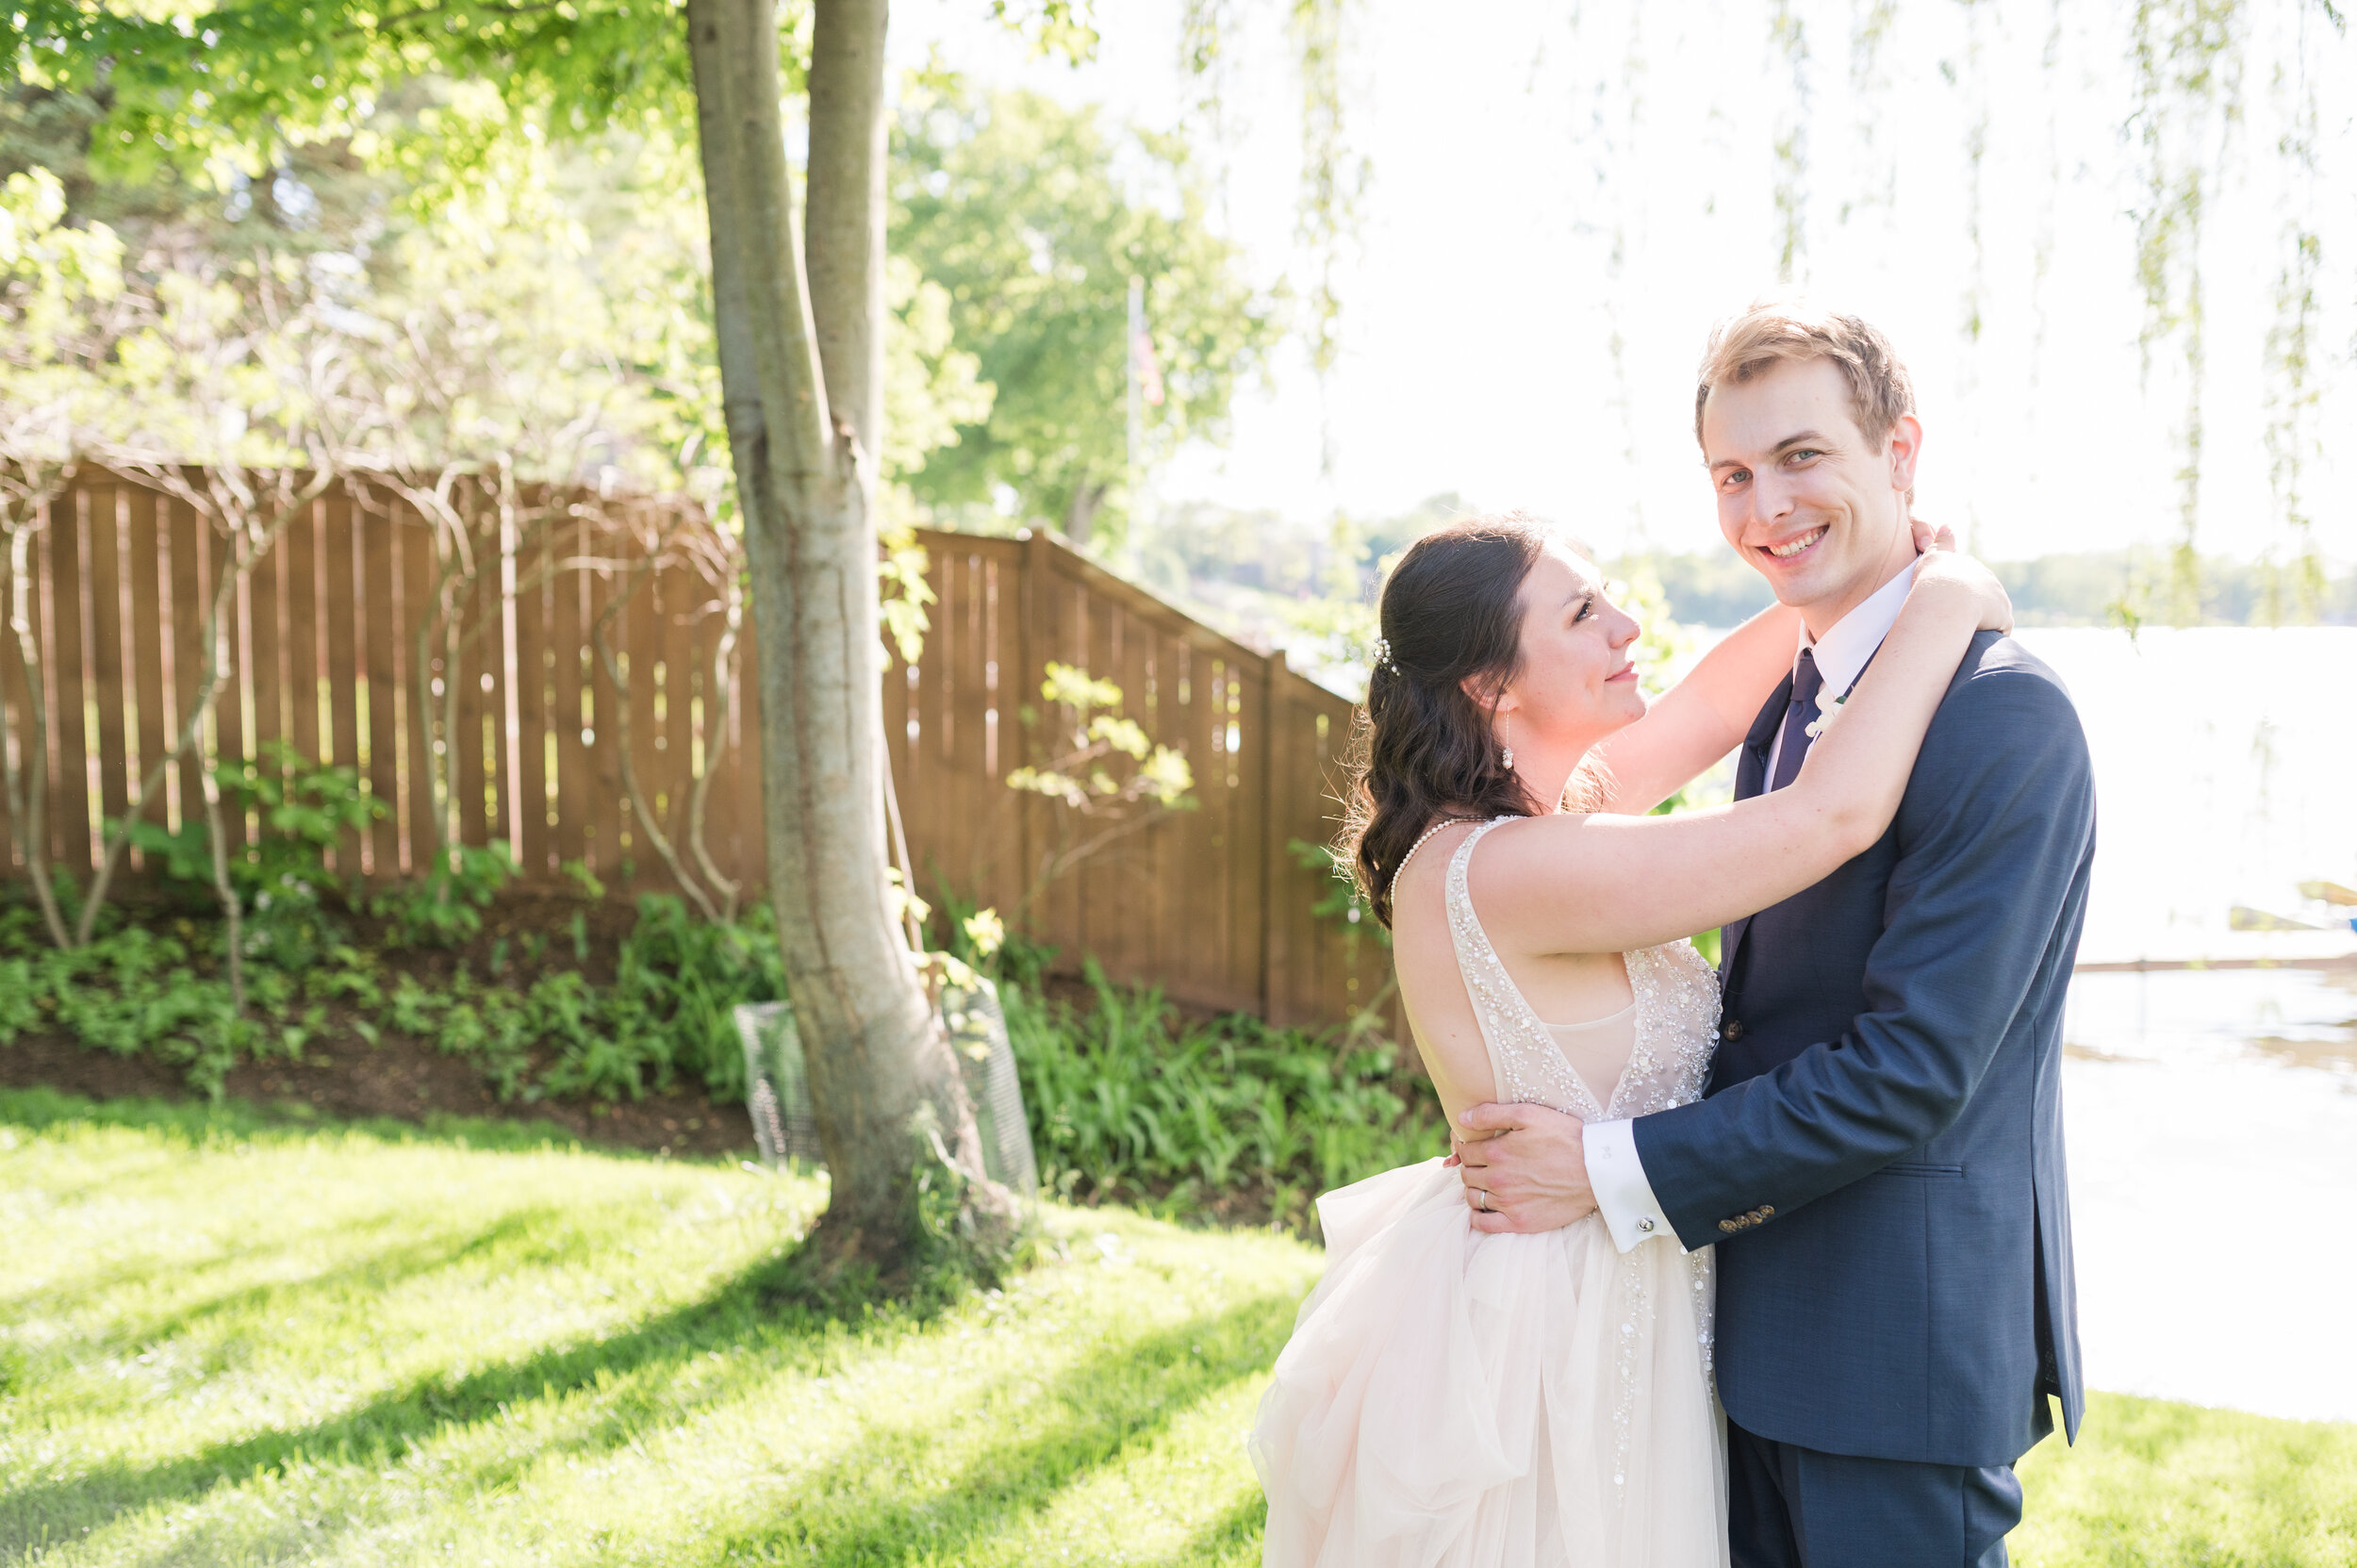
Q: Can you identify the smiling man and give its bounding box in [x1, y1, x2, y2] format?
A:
[1453, 300, 2098, 1567]
[1704, 338, 1924, 640]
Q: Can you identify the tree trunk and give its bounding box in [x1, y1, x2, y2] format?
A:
[685, 0, 1013, 1275]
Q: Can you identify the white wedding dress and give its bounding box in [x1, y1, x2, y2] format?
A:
[1252, 820, 1729, 1566]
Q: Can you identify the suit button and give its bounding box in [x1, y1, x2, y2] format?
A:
[1722, 1019, 1744, 1042]
[1719, 1219, 1739, 1233]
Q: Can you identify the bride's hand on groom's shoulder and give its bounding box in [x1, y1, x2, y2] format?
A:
[1453, 1102, 1598, 1234]
[1910, 518, 2014, 635]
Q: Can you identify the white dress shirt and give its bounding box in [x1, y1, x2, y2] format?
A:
[1583, 559, 1920, 1253]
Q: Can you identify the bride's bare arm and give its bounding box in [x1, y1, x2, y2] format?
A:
[1573, 601, 1804, 816]
[1474, 549, 2011, 956]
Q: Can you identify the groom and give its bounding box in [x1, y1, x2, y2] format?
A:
[1454, 300, 2093, 1566]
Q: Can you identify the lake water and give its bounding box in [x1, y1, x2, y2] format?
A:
[2020, 627, 2357, 967]
[2008, 622, 2357, 1414]
[1669, 624, 2357, 1420]
[1989, 630, 2355, 1422]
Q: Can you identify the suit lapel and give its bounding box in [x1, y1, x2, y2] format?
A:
[1716, 674, 1792, 984]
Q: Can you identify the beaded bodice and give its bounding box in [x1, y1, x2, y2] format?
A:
[1444, 818, 1722, 1124]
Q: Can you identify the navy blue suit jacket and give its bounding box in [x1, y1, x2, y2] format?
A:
[1629, 631, 2091, 1469]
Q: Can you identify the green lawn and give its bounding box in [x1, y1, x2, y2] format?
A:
[1, 1090, 2349, 1567]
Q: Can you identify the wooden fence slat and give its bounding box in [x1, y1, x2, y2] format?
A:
[451, 550, 479, 852]
[246, 493, 286, 828]
[1119, 604, 1159, 986]
[220, 516, 258, 861]
[283, 496, 321, 783]
[590, 563, 627, 882]
[83, 484, 134, 863]
[551, 526, 588, 873]
[360, 497, 401, 881]
[124, 487, 171, 837]
[975, 548, 1018, 915]
[478, 536, 508, 857]
[658, 563, 698, 883]
[626, 553, 660, 887]
[514, 524, 551, 880]
[46, 487, 94, 876]
[320, 489, 361, 869]
[1177, 641, 1215, 1006]
[1230, 660, 1267, 1015]
[165, 495, 206, 848]
[397, 508, 437, 875]
[459, 542, 497, 849]
[941, 547, 1010, 913]
[682, 575, 723, 898]
[1028, 544, 1075, 963]
[1077, 595, 1120, 979]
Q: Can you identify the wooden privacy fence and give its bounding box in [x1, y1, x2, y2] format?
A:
[4, 472, 1391, 1032]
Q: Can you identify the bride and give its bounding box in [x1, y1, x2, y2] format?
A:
[1249, 513, 2010, 1566]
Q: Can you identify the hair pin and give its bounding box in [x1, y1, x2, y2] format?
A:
[1373, 636, 1393, 671]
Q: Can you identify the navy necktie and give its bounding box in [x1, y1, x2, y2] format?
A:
[1769, 648, 1824, 793]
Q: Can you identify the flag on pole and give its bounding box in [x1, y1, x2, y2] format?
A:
[1132, 326, 1164, 407]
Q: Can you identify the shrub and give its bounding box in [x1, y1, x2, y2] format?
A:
[124, 741, 389, 971]
[0, 912, 256, 1096]
[335, 895, 789, 1104]
[1005, 959, 1443, 1232]
[371, 843, 518, 948]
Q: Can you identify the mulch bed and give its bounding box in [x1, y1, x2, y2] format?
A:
[0, 890, 757, 1160]
[0, 1026, 757, 1160]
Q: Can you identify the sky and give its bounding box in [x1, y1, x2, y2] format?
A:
[889, 0, 2357, 565]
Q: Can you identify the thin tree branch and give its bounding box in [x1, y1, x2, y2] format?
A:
[589, 543, 724, 923]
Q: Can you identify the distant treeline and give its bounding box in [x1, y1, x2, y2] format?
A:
[1619, 549, 2357, 630]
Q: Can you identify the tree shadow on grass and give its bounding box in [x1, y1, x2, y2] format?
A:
[11, 1204, 584, 1356]
[1140, 1492, 1268, 1568]
[0, 1246, 820, 1551]
[0, 1240, 1299, 1566]
[692, 1292, 1299, 1566]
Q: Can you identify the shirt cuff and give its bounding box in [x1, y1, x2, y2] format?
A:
[1585, 1117, 1676, 1254]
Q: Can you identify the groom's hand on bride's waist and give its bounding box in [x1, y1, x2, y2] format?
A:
[1453, 1103, 1597, 1234]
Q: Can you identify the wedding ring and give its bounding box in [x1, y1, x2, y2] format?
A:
[1475, 1189, 1492, 1213]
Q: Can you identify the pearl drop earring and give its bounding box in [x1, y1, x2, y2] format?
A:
[1500, 743, 1515, 769]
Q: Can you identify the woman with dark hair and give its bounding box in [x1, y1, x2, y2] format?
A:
[1250, 513, 2009, 1566]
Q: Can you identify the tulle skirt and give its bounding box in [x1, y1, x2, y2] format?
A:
[1251, 1158, 1728, 1568]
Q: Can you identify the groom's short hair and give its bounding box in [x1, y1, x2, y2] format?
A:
[1694, 299, 1916, 448]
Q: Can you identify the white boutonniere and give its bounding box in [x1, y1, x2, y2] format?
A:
[1803, 681, 1850, 740]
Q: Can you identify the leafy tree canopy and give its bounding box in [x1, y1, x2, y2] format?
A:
[892, 84, 1281, 545]
[2, 1, 701, 189]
